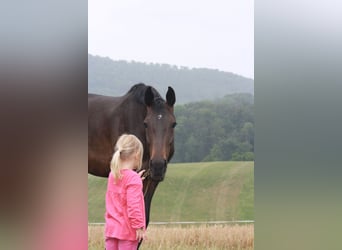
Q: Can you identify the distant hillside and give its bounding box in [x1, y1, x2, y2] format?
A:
[88, 161, 254, 222]
[173, 94, 254, 163]
[88, 54, 254, 104]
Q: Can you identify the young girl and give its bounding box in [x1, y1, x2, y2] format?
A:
[105, 134, 146, 250]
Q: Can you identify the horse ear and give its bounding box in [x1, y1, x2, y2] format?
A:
[166, 86, 176, 106]
[144, 86, 154, 106]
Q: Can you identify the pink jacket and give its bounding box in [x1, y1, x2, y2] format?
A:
[105, 169, 146, 241]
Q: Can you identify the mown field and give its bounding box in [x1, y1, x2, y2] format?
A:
[89, 223, 254, 250]
[88, 161, 254, 222]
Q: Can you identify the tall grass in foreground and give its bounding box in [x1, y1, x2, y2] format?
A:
[88, 224, 254, 250]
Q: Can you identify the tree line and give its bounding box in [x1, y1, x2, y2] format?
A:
[172, 93, 254, 162]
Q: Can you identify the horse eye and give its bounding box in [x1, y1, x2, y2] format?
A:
[172, 122, 177, 128]
[143, 122, 148, 128]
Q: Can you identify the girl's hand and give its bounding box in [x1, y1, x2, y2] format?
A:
[136, 228, 146, 241]
[137, 169, 146, 180]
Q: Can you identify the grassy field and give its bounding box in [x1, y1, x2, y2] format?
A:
[88, 161, 254, 222]
[89, 224, 254, 250]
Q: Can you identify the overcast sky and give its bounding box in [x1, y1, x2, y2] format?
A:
[88, 0, 254, 79]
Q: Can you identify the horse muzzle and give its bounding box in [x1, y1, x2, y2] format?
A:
[149, 159, 167, 181]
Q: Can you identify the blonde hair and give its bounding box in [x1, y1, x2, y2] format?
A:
[110, 134, 144, 180]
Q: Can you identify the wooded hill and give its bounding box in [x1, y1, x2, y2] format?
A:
[88, 54, 254, 104]
[173, 93, 254, 163]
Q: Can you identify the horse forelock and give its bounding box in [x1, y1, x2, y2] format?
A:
[153, 96, 164, 106]
[147, 87, 165, 108]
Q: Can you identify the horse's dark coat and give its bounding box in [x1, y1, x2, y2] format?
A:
[88, 83, 176, 233]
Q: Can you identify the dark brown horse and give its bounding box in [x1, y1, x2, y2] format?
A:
[88, 83, 176, 230]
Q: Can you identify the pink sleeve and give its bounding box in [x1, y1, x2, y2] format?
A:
[126, 174, 145, 229]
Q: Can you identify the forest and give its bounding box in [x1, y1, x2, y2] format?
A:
[172, 93, 254, 162]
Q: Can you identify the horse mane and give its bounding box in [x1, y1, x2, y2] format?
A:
[127, 83, 165, 106]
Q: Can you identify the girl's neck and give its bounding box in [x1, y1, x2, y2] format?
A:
[120, 160, 136, 171]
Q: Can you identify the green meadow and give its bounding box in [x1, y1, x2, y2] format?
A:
[88, 161, 254, 222]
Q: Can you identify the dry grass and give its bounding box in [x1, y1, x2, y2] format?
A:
[88, 224, 254, 250]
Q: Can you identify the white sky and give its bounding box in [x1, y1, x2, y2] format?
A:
[88, 0, 254, 79]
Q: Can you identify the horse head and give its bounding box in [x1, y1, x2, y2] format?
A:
[143, 86, 176, 181]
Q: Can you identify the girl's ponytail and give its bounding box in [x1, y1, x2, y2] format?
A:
[110, 147, 122, 181]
